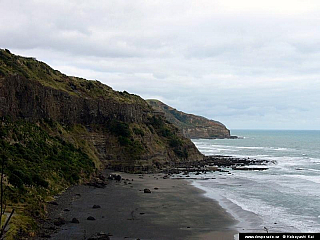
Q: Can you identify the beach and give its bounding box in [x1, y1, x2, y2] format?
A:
[192, 131, 320, 233]
[37, 171, 237, 240]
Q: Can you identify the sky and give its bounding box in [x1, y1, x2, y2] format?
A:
[1, 0, 320, 130]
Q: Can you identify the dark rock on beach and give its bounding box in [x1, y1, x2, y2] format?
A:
[108, 174, 122, 181]
[53, 217, 65, 226]
[36, 171, 237, 240]
[71, 218, 80, 224]
[87, 232, 110, 240]
[86, 177, 108, 188]
[40, 234, 51, 238]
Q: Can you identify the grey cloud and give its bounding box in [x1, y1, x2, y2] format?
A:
[2, 0, 320, 129]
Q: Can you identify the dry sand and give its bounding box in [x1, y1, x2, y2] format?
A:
[37, 172, 237, 240]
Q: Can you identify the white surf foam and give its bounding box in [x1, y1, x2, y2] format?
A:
[192, 178, 320, 233]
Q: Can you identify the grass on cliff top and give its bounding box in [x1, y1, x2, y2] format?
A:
[146, 99, 226, 129]
[0, 49, 146, 105]
[0, 118, 96, 239]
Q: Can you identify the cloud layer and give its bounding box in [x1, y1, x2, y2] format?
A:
[1, 0, 320, 129]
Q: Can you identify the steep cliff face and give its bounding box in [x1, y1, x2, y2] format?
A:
[0, 49, 205, 239]
[0, 75, 147, 125]
[0, 49, 204, 172]
[147, 99, 232, 139]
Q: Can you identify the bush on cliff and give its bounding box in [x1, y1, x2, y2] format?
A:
[0, 119, 95, 238]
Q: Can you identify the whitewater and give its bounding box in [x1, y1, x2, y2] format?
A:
[191, 130, 320, 233]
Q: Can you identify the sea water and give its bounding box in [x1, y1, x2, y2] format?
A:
[190, 130, 320, 233]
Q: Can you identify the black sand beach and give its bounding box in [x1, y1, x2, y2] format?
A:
[37, 172, 237, 240]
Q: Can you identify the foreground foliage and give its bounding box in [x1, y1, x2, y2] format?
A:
[0, 119, 95, 238]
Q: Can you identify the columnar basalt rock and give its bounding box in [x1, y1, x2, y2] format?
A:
[0, 49, 204, 171]
[0, 75, 147, 125]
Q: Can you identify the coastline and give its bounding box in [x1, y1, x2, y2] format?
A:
[36, 171, 237, 240]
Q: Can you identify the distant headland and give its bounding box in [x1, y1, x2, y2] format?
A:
[147, 99, 237, 139]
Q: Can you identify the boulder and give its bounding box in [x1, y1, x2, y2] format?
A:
[144, 189, 151, 193]
[114, 175, 122, 181]
[54, 217, 66, 226]
[71, 218, 80, 223]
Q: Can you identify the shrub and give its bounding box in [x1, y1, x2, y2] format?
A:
[149, 116, 164, 128]
[160, 128, 172, 137]
[169, 137, 182, 148]
[11, 169, 32, 186]
[125, 140, 144, 160]
[118, 136, 131, 146]
[32, 174, 49, 188]
[0, 119, 95, 194]
[133, 127, 144, 136]
[174, 148, 188, 158]
[109, 120, 131, 137]
[8, 174, 24, 189]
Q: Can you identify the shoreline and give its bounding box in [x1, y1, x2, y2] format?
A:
[36, 171, 237, 240]
[190, 177, 257, 234]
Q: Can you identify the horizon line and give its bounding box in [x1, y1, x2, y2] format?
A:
[230, 129, 320, 131]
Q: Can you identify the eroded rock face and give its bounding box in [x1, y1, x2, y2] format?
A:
[0, 75, 203, 171]
[0, 49, 205, 171]
[147, 99, 232, 139]
[0, 75, 147, 125]
[182, 126, 230, 139]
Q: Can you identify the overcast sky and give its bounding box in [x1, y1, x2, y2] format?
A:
[1, 0, 320, 130]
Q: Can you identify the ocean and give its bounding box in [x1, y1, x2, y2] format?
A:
[190, 130, 320, 233]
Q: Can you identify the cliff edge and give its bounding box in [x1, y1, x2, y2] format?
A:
[0, 49, 205, 238]
[0, 49, 204, 172]
[147, 99, 233, 139]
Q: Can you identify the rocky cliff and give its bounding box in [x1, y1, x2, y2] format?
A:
[147, 99, 233, 139]
[0, 49, 204, 172]
[0, 49, 205, 238]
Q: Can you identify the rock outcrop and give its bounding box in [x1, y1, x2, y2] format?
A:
[0, 49, 204, 172]
[147, 99, 233, 139]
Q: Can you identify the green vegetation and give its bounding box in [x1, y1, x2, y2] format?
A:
[149, 116, 188, 159]
[0, 49, 146, 105]
[169, 109, 188, 123]
[107, 120, 145, 160]
[146, 99, 227, 128]
[0, 49, 203, 238]
[0, 119, 95, 238]
[146, 99, 231, 139]
[133, 127, 144, 136]
[0, 120, 94, 188]
[109, 120, 131, 138]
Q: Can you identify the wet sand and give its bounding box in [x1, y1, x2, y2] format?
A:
[37, 172, 237, 240]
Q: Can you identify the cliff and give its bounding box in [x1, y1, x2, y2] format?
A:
[0, 49, 203, 171]
[146, 99, 232, 139]
[0, 49, 204, 237]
